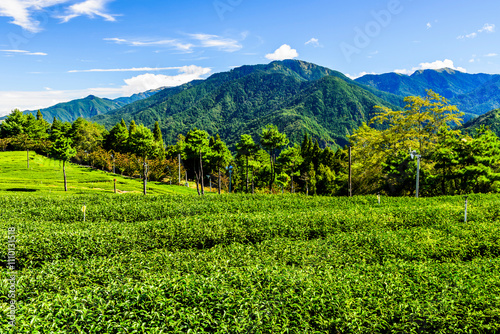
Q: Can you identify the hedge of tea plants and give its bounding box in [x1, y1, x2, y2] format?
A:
[1, 193, 500, 333]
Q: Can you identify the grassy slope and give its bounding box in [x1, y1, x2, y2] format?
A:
[0, 151, 198, 195]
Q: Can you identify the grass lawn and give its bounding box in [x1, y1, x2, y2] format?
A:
[0, 151, 198, 195]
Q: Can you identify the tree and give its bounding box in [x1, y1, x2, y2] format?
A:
[105, 120, 129, 153]
[153, 121, 166, 159]
[208, 134, 232, 194]
[349, 90, 464, 195]
[277, 143, 303, 193]
[236, 134, 259, 193]
[51, 137, 77, 192]
[370, 89, 463, 156]
[184, 129, 210, 195]
[259, 124, 289, 192]
[70, 118, 107, 160]
[1, 110, 48, 168]
[128, 124, 159, 195]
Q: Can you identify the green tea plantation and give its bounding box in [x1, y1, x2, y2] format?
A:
[1, 192, 500, 333]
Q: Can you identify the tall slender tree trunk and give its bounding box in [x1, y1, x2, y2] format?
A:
[200, 151, 205, 195]
[269, 150, 274, 192]
[193, 160, 200, 195]
[218, 166, 221, 195]
[246, 156, 249, 193]
[63, 160, 67, 192]
[252, 166, 255, 194]
[442, 162, 446, 196]
[143, 159, 147, 196]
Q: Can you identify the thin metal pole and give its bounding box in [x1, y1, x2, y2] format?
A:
[416, 156, 420, 198]
[348, 146, 352, 197]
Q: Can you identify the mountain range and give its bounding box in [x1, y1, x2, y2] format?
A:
[355, 69, 500, 119]
[2, 88, 164, 123]
[91, 60, 401, 147]
[5, 60, 500, 147]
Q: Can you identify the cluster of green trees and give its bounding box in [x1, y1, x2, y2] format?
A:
[351, 90, 500, 196]
[1, 90, 499, 196]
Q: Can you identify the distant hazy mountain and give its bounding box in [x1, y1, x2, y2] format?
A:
[355, 69, 500, 118]
[92, 59, 401, 147]
[462, 108, 500, 137]
[15, 88, 164, 123]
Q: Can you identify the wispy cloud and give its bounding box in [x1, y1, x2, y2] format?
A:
[1, 49, 47, 56]
[485, 53, 498, 57]
[0, 0, 117, 32]
[0, 65, 212, 116]
[58, 0, 117, 22]
[458, 23, 495, 39]
[345, 71, 377, 80]
[105, 33, 242, 53]
[479, 23, 495, 33]
[394, 59, 466, 75]
[104, 37, 194, 53]
[305, 38, 322, 47]
[187, 33, 242, 52]
[426, 22, 432, 29]
[68, 66, 191, 73]
[265, 44, 298, 61]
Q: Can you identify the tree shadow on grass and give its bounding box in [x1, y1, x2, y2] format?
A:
[6, 188, 38, 192]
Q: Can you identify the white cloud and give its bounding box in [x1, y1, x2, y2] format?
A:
[121, 66, 211, 95]
[394, 59, 466, 75]
[345, 71, 377, 80]
[0, 65, 212, 116]
[1, 49, 47, 56]
[426, 22, 432, 29]
[479, 23, 495, 33]
[104, 33, 242, 53]
[58, 0, 117, 22]
[104, 37, 194, 52]
[485, 53, 498, 57]
[0, 0, 116, 32]
[305, 38, 321, 47]
[458, 23, 495, 39]
[188, 33, 242, 52]
[68, 66, 191, 73]
[265, 44, 298, 61]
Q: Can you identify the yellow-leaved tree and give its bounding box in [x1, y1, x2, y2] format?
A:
[349, 90, 463, 195]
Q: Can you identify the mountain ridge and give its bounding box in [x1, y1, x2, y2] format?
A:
[355, 69, 500, 118]
[91, 59, 400, 147]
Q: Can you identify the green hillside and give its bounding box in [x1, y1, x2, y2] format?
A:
[355, 68, 499, 118]
[462, 108, 500, 137]
[5, 89, 164, 123]
[452, 77, 500, 116]
[24, 95, 126, 123]
[92, 60, 400, 148]
[0, 151, 196, 195]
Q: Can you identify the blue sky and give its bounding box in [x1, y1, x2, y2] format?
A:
[0, 0, 499, 116]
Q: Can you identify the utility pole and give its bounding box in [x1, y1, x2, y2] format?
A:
[410, 150, 422, 198]
[228, 165, 233, 193]
[348, 146, 352, 197]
